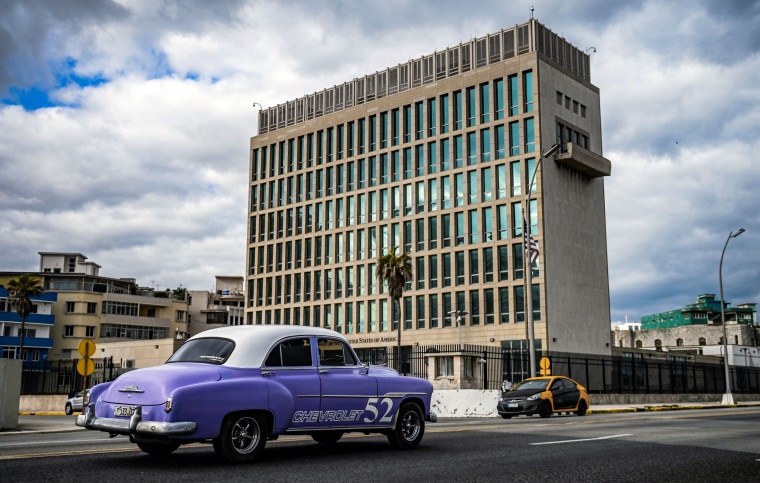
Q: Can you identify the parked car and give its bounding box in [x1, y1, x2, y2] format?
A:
[65, 390, 88, 415]
[77, 325, 437, 463]
[496, 376, 589, 419]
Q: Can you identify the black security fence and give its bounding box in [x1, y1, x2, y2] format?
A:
[386, 345, 760, 395]
[21, 358, 129, 396]
[22, 347, 760, 396]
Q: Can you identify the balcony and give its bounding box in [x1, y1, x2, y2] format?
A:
[554, 143, 612, 178]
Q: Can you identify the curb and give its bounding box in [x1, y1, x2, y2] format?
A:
[588, 402, 760, 414]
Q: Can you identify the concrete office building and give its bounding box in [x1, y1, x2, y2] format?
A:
[246, 19, 612, 362]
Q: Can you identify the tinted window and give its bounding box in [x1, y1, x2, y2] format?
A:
[167, 338, 234, 365]
[265, 338, 313, 367]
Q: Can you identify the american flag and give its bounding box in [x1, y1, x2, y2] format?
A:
[524, 220, 539, 266]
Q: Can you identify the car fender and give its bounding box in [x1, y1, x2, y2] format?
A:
[167, 378, 271, 439]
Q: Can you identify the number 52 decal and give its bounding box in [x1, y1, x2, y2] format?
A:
[363, 397, 395, 423]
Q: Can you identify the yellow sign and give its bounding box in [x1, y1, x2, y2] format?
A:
[78, 339, 96, 358]
[539, 357, 551, 376]
[77, 358, 95, 376]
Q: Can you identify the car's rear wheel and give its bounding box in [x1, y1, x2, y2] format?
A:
[136, 440, 180, 456]
[387, 402, 424, 449]
[538, 400, 553, 418]
[311, 431, 344, 444]
[64, 403, 73, 415]
[576, 400, 588, 416]
[214, 413, 267, 463]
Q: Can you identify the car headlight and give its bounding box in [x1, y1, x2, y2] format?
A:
[527, 393, 540, 401]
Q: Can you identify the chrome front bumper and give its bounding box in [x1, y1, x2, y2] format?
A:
[76, 404, 197, 436]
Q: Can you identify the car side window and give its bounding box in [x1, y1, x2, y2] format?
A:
[265, 338, 313, 367]
[551, 380, 563, 391]
[317, 338, 358, 366]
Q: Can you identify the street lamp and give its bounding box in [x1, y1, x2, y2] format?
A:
[450, 309, 468, 346]
[524, 144, 560, 377]
[719, 227, 745, 405]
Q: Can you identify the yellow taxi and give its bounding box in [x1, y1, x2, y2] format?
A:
[497, 376, 589, 419]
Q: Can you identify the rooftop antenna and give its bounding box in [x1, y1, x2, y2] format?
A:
[530, 5, 534, 19]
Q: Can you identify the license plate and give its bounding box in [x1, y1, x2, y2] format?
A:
[507, 403, 518, 409]
[114, 406, 137, 417]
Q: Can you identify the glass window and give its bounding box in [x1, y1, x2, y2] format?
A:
[442, 252, 452, 287]
[466, 86, 476, 127]
[470, 290, 480, 325]
[428, 141, 437, 174]
[481, 128, 491, 162]
[498, 245, 509, 281]
[428, 178, 438, 211]
[523, 70, 534, 113]
[429, 293, 439, 328]
[428, 254, 438, 288]
[480, 82, 490, 123]
[509, 121, 520, 156]
[499, 287, 510, 323]
[440, 94, 449, 134]
[483, 246, 494, 283]
[494, 78, 504, 120]
[442, 214, 451, 248]
[428, 216, 438, 250]
[524, 117, 535, 153]
[469, 249, 479, 284]
[453, 90, 463, 130]
[508, 74, 518, 116]
[467, 131, 477, 165]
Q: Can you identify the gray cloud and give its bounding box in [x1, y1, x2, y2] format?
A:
[0, 0, 758, 319]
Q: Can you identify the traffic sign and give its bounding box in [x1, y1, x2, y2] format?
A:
[77, 358, 95, 376]
[78, 339, 96, 358]
[539, 356, 551, 376]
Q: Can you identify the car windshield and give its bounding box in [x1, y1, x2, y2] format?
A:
[167, 337, 235, 364]
[512, 379, 550, 391]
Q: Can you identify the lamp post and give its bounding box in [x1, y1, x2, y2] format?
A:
[524, 144, 560, 377]
[450, 309, 468, 346]
[719, 228, 745, 405]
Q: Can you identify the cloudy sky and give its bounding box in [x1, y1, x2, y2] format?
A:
[1, 0, 758, 323]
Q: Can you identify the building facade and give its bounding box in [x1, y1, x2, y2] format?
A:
[0, 278, 57, 363]
[187, 275, 246, 338]
[246, 19, 613, 364]
[2, 253, 189, 370]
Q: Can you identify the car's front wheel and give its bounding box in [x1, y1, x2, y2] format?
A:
[311, 431, 343, 444]
[136, 440, 180, 457]
[214, 413, 267, 463]
[387, 402, 424, 449]
[500, 414, 512, 419]
[64, 403, 73, 415]
[538, 400, 553, 418]
[576, 400, 588, 416]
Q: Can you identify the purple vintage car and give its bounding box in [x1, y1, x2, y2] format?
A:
[76, 325, 437, 463]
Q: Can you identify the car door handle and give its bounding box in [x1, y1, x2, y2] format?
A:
[261, 371, 274, 376]
[319, 369, 330, 375]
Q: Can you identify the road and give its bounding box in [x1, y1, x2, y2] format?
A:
[1, 408, 759, 482]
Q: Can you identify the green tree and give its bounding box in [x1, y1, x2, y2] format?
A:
[375, 248, 413, 371]
[7, 274, 43, 361]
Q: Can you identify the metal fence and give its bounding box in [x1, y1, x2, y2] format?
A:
[385, 345, 760, 395]
[21, 358, 128, 396]
[22, 347, 760, 396]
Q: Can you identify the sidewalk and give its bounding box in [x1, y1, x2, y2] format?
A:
[5, 401, 760, 434]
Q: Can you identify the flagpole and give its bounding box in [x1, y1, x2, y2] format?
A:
[524, 144, 560, 378]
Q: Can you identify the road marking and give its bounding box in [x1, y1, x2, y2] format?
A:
[530, 433, 633, 445]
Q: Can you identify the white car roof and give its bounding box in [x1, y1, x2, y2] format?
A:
[187, 325, 348, 368]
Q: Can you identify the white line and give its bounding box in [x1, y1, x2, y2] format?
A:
[530, 433, 633, 445]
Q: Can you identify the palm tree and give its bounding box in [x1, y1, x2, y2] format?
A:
[376, 248, 413, 372]
[7, 274, 43, 361]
